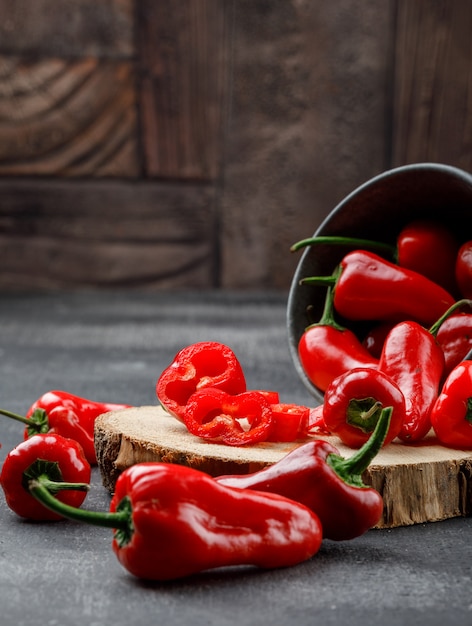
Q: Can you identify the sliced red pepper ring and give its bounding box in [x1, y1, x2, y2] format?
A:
[156, 342, 247, 421]
[182, 388, 273, 446]
[266, 403, 310, 442]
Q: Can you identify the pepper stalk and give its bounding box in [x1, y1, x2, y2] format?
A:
[327, 406, 392, 488]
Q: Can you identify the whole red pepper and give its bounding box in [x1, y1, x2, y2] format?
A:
[182, 388, 274, 445]
[395, 219, 459, 295]
[0, 390, 131, 465]
[291, 218, 459, 294]
[156, 341, 247, 420]
[322, 367, 405, 448]
[298, 284, 378, 393]
[430, 360, 472, 449]
[456, 240, 472, 299]
[378, 320, 445, 442]
[28, 462, 323, 581]
[436, 312, 472, 377]
[217, 407, 391, 541]
[302, 250, 455, 326]
[0, 433, 91, 520]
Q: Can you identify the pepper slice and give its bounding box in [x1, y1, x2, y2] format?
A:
[156, 341, 247, 420]
[217, 407, 391, 541]
[182, 388, 274, 445]
[28, 462, 323, 581]
[322, 367, 405, 448]
[301, 250, 455, 326]
[0, 433, 91, 520]
[266, 403, 310, 442]
[430, 361, 472, 449]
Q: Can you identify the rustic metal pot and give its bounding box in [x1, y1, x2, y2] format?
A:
[287, 162, 472, 404]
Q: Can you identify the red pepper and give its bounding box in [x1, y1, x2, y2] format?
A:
[395, 219, 459, 295]
[291, 218, 459, 293]
[322, 367, 405, 448]
[362, 322, 396, 358]
[182, 388, 274, 445]
[430, 361, 472, 448]
[28, 462, 323, 581]
[436, 312, 472, 377]
[266, 403, 310, 442]
[455, 240, 472, 299]
[0, 433, 91, 520]
[378, 320, 445, 442]
[156, 341, 247, 420]
[301, 250, 456, 326]
[0, 390, 131, 465]
[217, 407, 391, 541]
[298, 284, 378, 393]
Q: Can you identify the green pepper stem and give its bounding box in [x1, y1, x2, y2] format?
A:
[0, 407, 48, 436]
[327, 406, 392, 488]
[290, 235, 396, 258]
[304, 269, 345, 332]
[0, 408, 31, 426]
[29, 480, 129, 531]
[428, 298, 472, 337]
[38, 476, 90, 494]
[300, 275, 337, 288]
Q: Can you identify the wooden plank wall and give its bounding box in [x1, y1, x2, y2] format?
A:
[0, 0, 470, 291]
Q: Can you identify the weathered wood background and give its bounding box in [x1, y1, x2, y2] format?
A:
[0, 0, 471, 291]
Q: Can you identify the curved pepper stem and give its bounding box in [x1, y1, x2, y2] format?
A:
[23, 461, 90, 494]
[290, 235, 396, 258]
[0, 407, 49, 436]
[29, 480, 131, 533]
[428, 298, 472, 337]
[304, 272, 345, 332]
[327, 406, 392, 488]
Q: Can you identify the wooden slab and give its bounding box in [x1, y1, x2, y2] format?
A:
[94, 406, 472, 529]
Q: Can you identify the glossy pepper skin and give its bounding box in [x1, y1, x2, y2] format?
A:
[322, 367, 405, 448]
[436, 313, 472, 377]
[182, 388, 274, 445]
[0, 433, 91, 520]
[378, 321, 445, 442]
[217, 408, 391, 541]
[395, 219, 459, 294]
[430, 361, 472, 449]
[29, 462, 323, 581]
[298, 284, 378, 393]
[291, 218, 459, 294]
[3, 390, 131, 465]
[455, 240, 472, 299]
[156, 341, 247, 421]
[302, 250, 455, 326]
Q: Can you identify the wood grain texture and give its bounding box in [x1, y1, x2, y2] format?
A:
[94, 406, 472, 528]
[0, 179, 217, 289]
[0, 57, 139, 177]
[137, 0, 233, 180]
[219, 0, 393, 289]
[392, 0, 472, 170]
[0, 0, 134, 58]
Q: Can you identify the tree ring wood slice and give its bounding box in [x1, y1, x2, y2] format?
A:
[94, 406, 472, 529]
